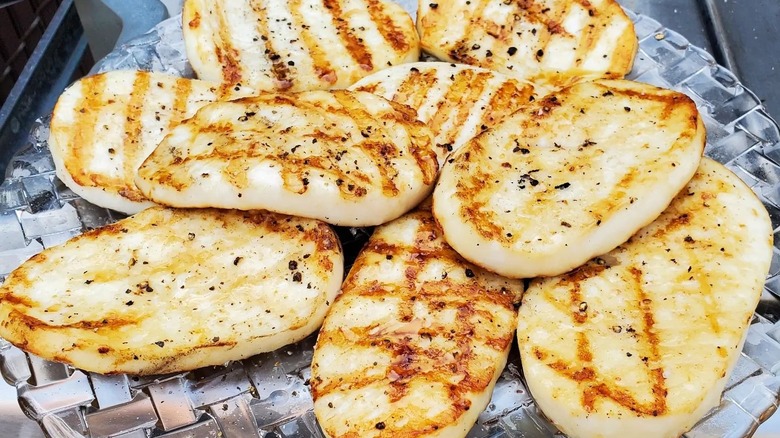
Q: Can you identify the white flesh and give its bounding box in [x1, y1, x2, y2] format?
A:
[416, 0, 637, 87]
[434, 79, 706, 278]
[183, 0, 419, 91]
[0, 207, 343, 375]
[48, 70, 254, 214]
[517, 158, 773, 438]
[136, 90, 439, 227]
[311, 202, 524, 437]
[350, 61, 542, 162]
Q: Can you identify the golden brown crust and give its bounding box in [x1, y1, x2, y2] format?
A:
[311, 206, 523, 437]
[417, 0, 637, 87]
[433, 79, 705, 278]
[0, 207, 344, 375]
[517, 158, 773, 436]
[136, 90, 438, 226]
[350, 62, 539, 162]
[48, 70, 254, 213]
[183, 0, 420, 91]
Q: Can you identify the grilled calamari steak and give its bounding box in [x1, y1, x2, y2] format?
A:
[136, 90, 439, 227]
[433, 79, 705, 279]
[417, 0, 637, 87]
[48, 70, 255, 214]
[311, 202, 524, 437]
[183, 0, 419, 92]
[517, 158, 773, 438]
[350, 62, 541, 162]
[0, 207, 343, 375]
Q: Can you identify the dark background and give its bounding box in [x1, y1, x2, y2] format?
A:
[620, 0, 780, 121]
[0, 0, 92, 104]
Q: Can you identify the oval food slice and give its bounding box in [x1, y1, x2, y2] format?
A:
[417, 0, 637, 87]
[350, 62, 541, 162]
[517, 158, 773, 438]
[136, 90, 439, 227]
[433, 79, 705, 279]
[311, 201, 524, 437]
[183, 0, 419, 92]
[49, 70, 255, 214]
[0, 207, 343, 375]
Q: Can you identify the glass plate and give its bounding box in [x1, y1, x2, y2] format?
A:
[1, 3, 780, 437]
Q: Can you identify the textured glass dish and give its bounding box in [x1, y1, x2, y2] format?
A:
[1, 3, 780, 438]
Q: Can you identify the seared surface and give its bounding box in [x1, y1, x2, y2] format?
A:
[0, 207, 344, 375]
[417, 0, 637, 87]
[311, 202, 523, 437]
[517, 158, 773, 437]
[48, 70, 254, 214]
[183, 0, 419, 91]
[351, 61, 541, 162]
[136, 90, 439, 226]
[433, 79, 705, 278]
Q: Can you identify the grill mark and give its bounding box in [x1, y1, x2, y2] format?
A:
[496, 0, 571, 65]
[323, 0, 373, 70]
[314, 212, 520, 416]
[448, 0, 489, 65]
[456, 161, 505, 242]
[406, 70, 441, 114]
[572, 4, 602, 70]
[364, 242, 454, 268]
[389, 70, 440, 123]
[539, 285, 577, 316]
[119, 73, 151, 202]
[188, 11, 201, 29]
[505, 0, 573, 45]
[570, 282, 587, 324]
[331, 92, 401, 196]
[0, 293, 38, 308]
[577, 332, 592, 362]
[442, 72, 493, 150]
[364, 0, 409, 51]
[542, 1, 574, 39]
[11, 309, 138, 332]
[314, 294, 512, 420]
[582, 168, 636, 224]
[213, 3, 244, 84]
[169, 78, 193, 129]
[607, 86, 689, 113]
[674, 238, 721, 333]
[354, 83, 377, 93]
[479, 80, 530, 130]
[387, 296, 417, 403]
[250, 0, 294, 90]
[347, 278, 516, 311]
[390, 68, 420, 101]
[534, 262, 669, 416]
[627, 266, 668, 416]
[428, 69, 480, 136]
[385, 101, 439, 186]
[460, 202, 503, 241]
[653, 213, 690, 238]
[68, 74, 106, 187]
[540, 354, 668, 416]
[289, 0, 337, 86]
